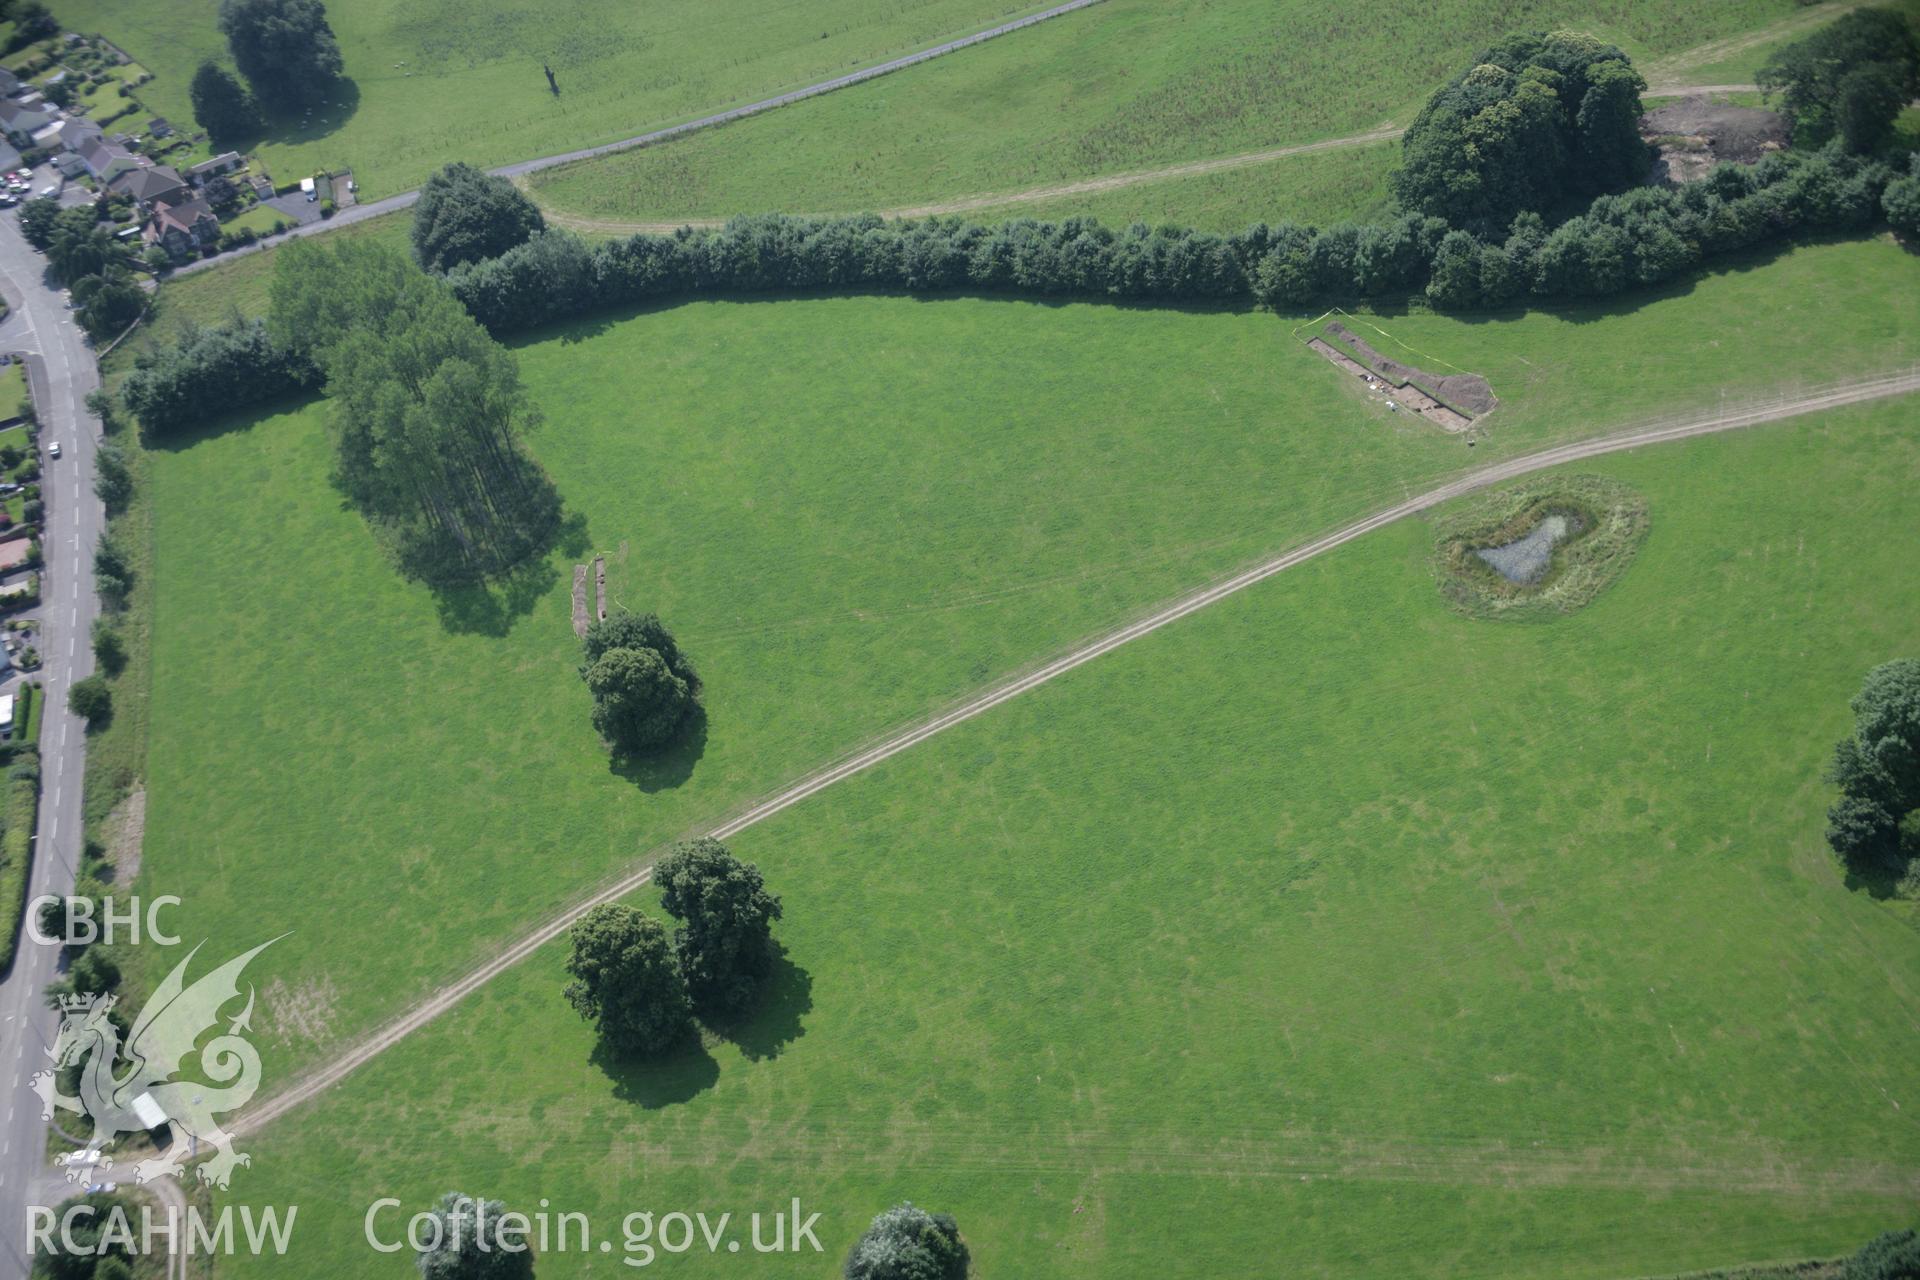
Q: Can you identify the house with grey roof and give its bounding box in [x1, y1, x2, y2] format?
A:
[110, 163, 187, 210]
[0, 98, 58, 147]
[79, 138, 140, 183]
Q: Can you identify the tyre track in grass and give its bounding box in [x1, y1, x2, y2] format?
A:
[230, 369, 1920, 1142]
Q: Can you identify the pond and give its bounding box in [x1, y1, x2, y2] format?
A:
[1475, 513, 1580, 584]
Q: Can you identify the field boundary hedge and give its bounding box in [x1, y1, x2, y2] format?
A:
[0, 746, 40, 970]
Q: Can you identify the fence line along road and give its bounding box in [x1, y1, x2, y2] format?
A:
[229, 368, 1920, 1142]
[171, 0, 1108, 276]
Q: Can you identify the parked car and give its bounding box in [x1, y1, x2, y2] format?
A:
[46, 441, 59, 458]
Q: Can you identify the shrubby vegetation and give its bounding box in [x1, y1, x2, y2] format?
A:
[217, 0, 344, 114]
[120, 319, 320, 438]
[844, 1204, 969, 1280]
[67, 676, 111, 724]
[1841, 1229, 1920, 1280]
[413, 162, 547, 273]
[1825, 658, 1920, 882]
[579, 609, 701, 756]
[1391, 32, 1648, 234]
[269, 240, 562, 584]
[413, 1191, 535, 1279]
[0, 749, 37, 970]
[1759, 8, 1920, 154]
[564, 838, 782, 1055]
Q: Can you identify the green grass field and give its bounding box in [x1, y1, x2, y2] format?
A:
[120, 236, 1920, 1080]
[47, 0, 1070, 198]
[524, 0, 1801, 228]
[209, 398, 1920, 1278]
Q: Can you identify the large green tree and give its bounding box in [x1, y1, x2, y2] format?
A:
[268, 240, 562, 584]
[216, 0, 345, 113]
[1825, 658, 1920, 876]
[413, 1192, 535, 1279]
[1758, 8, 1920, 152]
[412, 162, 547, 272]
[563, 903, 691, 1057]
[189, 61, 262, 145]
[1391, 32, 1649, 234]
[655, 838, 783, 1018]
[71, 270, 145, 342]
[579, 610, 701, 754]
[844, 1204, 969, 1280]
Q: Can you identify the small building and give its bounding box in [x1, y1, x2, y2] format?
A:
[144, 196, 220, 257]
[0, 694, 13, 737]
[248, 174, 274, 200]
[0, 68, 20, 98]
[146, 116, 173, 139]
[110, 162, 187, 210]
[28, 122, 61, 151]
[187, 151, 245, 183]
[130, 1092, 168, 1132]
[51, 151, 84, 179]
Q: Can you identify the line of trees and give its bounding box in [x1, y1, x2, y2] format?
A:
[110, 148, 1914, 443]
[267, 239, 562, 585]
[563, 839, 782, 1057]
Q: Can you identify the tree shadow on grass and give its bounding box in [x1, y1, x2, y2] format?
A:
[430, 511, 588, 637]
[608, 706, 707, 793]
[706, 943, 812, 1063]
[591, 1033, 720, 1110]
[262, 78, 362, 147]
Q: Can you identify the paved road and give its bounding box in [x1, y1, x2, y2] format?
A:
[0, 212, 104, 1278]
[230, 368, 1920, 1144]
[171, 0, 1108, 277]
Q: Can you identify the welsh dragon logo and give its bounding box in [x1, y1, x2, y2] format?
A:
[30, 937, 281, 1188]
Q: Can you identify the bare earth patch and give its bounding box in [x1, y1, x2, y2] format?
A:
[1304, 318, 1493, 432]
[103, 787, 146, 881]
[1642, 96, 1789, 185]
[261, 975, 342, 1051]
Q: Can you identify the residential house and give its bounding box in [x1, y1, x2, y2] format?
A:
[79, 138, 140, 183]
[143, 196, 220, 258]
[110, 162, 187, 210]
[52, 117, 103, 154]
[28, 122, 61, 151]
[51, 152, 84, 179]
[0, 68, 20, 98]
[0, 97, 58, 147]
[186, 151, 245, 184]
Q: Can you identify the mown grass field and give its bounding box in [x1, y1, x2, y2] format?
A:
[525, 0, 1803, 226]
[120, 236, 1920, 1082]
[212, 399, 1920, 1278]
[48, 0, 1059, 197]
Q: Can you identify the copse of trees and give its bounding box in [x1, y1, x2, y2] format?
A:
[563, 840, 784, 1056]
[71, 270, 144, 342]
[1391, 32, 1649, 234]
[268, 240, 562, 584]
[189, 61, 262, 145]
[217, 0, 345, 114]
[1825, 658, 1920, 879]
[413, 162, 547, 273]
[120, 319, 320, 438]
[844, 1204, 969, 1280]
[655, 838, 783, 1018]
[1841, 1229, 1920, 1280]
[1759, 8, 1920, 154]
[563, 902, 692, 1057]
[579, 609, 701, 755]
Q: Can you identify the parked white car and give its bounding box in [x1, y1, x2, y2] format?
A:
[46, 441, 60, 458]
